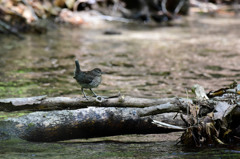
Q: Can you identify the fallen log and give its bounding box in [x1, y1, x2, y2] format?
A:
[1, 95, 238, 142]
[0, 107, 185, 142]
[0, 82, 239, 145]
[0, 95, 191, 111]
[0, 95, 192, 142]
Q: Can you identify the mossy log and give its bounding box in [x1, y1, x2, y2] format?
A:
[0, 107, 184, 142]
[0, 96, 191, 142]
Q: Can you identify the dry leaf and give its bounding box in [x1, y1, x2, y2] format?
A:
[54, 0, 66, 7]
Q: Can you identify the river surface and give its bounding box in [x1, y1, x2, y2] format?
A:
[1, 136, 240, 159]
[0, 14, 240, 158]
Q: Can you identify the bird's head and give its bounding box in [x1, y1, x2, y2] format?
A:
[92, 68, 102, 76]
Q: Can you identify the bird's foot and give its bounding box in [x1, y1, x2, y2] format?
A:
[83, 95, 89, 100]
[90, 89, 98, 97]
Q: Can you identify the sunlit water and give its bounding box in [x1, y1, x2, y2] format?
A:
[1, 16, 240, 98]
[1, 15, 240, 158]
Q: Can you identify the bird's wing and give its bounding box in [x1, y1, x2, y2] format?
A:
[79, 72, 96, 84]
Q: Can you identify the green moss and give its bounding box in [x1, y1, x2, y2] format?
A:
[0, 111, 30, 120]
[0, 83, 39, 98]
[27, 123, 35, 128]
[210, 73, 226, 78]
[0, 78, 68, 98]
[16, 68, 33, 74]
[205, 65, 223, 71]
[150, 71, 171, 76]
[0, 87, 5, 91]
[0, 81, 17, 87]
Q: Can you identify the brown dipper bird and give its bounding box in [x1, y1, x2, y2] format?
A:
[73, 59, 102, 99]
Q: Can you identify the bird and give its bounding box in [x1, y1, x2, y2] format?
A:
[73, 59, 102, 99]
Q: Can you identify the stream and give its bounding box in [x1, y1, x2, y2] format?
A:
[0, 14, 240, 158]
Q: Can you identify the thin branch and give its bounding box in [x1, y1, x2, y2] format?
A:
[174, 0, 185, 15]
[0, 19, 24, 39]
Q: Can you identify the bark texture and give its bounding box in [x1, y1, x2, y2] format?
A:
[0, 107, 183, 142]
[0, 95, 189, 111]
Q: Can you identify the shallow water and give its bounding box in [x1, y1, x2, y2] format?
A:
[0, 137, 240, 159]
[1, 16, 240, 98]
[1, 14, 240, 158]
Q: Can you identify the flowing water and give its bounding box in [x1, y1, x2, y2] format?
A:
[0, 14, 240, 158]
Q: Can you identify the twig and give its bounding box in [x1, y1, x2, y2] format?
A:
[173, 112, 179, 119]
[152, 120, 185, 130]
[174, 0, 185, 15]
[180, 113, 189, 127]
[186, 88, 190, 117]
[161, 0, 174, 19]
[111, 0, 120, 15]
[0, 19, 24, 39]
[95, 93, 121, 103]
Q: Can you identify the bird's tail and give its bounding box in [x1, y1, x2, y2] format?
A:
[74, 59, 81, 78]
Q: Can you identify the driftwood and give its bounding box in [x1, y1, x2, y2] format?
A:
[0, 95, 192, 111]
[0, 95, 195, 142]
[0, 87, 240, 144]
[0, 107, 184, 142]
[1, 94, 236, 117]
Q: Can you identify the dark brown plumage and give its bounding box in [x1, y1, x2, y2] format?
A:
[74, 59, 102, 99]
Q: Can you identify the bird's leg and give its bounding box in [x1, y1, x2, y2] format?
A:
[90, 88, 98, 97]
[81, 88, 88, 99]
